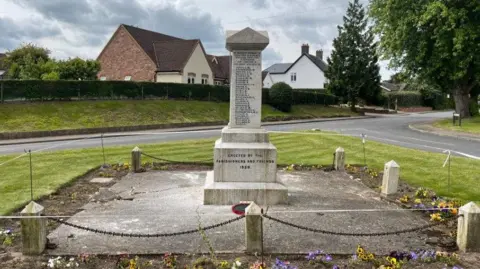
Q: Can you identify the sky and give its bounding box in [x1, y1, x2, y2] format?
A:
[0, 0, 395, 80]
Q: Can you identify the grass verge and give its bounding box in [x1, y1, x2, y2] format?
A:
[433, 116, 480, 134]
[0, 100, 358, 132]
[1, 132, 479, 215]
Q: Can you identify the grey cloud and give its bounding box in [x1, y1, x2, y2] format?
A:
[10, 0, 223, 52]
[0, 17, 62, 51]
[262, 48, 283, 68]
[252, 0, 359, 46]
[245, 0, 269, 9]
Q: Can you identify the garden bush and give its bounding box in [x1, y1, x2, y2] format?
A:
[385, 91, 423, 107]
[268, 82, 293, 112]
[469, 99, 479, 117]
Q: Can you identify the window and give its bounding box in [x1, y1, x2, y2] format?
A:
[201, 74, 209, 85]
[215, 81, 222, 86]
[100, 76, 106, 81]
[290, 73, 297, 82]
[188, 73, 196, 84]
[124, 76, 131, 81]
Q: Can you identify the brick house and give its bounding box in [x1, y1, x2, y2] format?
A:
[97, 24, 229, 85]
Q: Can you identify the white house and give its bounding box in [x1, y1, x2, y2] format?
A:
[263, 44, 328, 89]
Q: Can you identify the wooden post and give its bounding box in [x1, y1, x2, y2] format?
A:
[457, 202, 480, 252]
[334, 147, 345, 171]
[131, 147, 141, 173]
[20, 201, 46, 255]
[245, 202, 263, 253]
[381, 160, 400, 196]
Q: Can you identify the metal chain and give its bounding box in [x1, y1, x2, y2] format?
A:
[141, 152, 213, 165]
[48, 215, 244, 238]
[262, 214, 456, 237]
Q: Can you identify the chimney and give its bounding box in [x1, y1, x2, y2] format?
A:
[316, 49, 323, 60]
[301, 44, 309, 55]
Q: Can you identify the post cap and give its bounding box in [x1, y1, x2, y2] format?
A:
[335, 147, 345, 152]
[20, 201, 44, 215]
[132, 146, 141, 152]
[245, 202, 262, 215]
[385, 160, 399, 168]
[460, 202, 480, 213]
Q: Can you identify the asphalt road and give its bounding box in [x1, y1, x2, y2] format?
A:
[1, 111, 479, 159]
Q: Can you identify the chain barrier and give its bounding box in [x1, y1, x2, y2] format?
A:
[48, 215, 244, 238]
[262, 213, 458, 237]
[141, 152, 213, 165]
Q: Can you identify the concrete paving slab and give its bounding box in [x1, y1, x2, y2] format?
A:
[48, 170, 430, 255]
[89, 177, 114, 184]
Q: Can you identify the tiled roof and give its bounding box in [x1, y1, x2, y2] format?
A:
[263, 63, 292, 74]
[207, 55, 230, 80]
[154, 40, 199, 72]
[304, 53, 328, 72]
[122, 24, 184, 65]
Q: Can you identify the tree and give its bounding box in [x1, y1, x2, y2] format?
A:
[325, 0, 381, 111]
[370, 0, 480, 117]
[57, 58, 100, 80]
[4, 43, 51, 79]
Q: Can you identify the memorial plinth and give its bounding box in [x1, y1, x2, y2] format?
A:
[204, 27, 288, 205]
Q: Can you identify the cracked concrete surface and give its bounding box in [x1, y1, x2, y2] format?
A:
[48, 170, 431, 255]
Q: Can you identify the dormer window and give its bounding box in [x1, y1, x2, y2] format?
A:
[188, 73, 196, 84]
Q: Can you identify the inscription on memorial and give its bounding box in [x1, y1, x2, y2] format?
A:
[216, 152, 274, 169]
[233, 51, 260, 126]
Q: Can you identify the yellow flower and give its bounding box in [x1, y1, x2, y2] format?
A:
[414, 198, 422, 204]
[430, 213, 442, 221]
[367, 253, 375, 260]
[438, 202, 447, 208]
[389, 257, 397, 265]
[356, 245, 365, 254]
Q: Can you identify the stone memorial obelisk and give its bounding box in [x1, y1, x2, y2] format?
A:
[204, 27, 288, 205]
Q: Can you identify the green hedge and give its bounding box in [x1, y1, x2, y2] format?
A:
[384, 91, 423, 107]
[0, 80, 338, 106]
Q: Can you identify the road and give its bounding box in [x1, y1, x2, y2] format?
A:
[1, 111, 479, 159]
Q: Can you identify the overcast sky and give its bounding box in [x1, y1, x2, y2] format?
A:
[0, 0, 395, 79]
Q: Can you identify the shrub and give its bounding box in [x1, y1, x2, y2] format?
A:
[269, 82, 293, 112]
[385, 91, 423, 107]
[469, 99, 479, 117]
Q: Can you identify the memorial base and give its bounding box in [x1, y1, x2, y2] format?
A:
[203, 171, 288, 205]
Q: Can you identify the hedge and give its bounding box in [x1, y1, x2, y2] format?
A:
[384, 91, 423, 108]
[0, 80, 340, 106]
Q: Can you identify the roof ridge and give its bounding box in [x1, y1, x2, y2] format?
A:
[121, 24, 184, 40]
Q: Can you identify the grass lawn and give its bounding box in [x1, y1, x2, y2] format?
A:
[1, 132, 479, 215]
[0, 100, 358, 132]
[433, 116, 480, 134]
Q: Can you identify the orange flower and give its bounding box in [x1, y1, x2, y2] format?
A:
[451, 208, 458, 215]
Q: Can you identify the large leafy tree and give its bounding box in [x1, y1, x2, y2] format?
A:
[57, 58, 100, 80]
[370, 0, 480, 117]
[326, 0, 381, 110]
[4, 43, 51, 79]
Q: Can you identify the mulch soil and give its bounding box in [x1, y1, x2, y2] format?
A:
[1, 162, 478, 268]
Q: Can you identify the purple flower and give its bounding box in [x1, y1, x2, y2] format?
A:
[325, 255, 333, 262]
[332, 265, 340, 269]
[452, 266, 463, 269]
[306, 252, 316, 261]
[410, 251, 418, 261]
[351, 254, 357, 261]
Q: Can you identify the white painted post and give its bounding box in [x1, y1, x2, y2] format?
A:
[20, 201, 46, 255]
[381, 160, 400, 196]
[457, 202, 480, 252]
[245, 202, 263, 253]
[334, 147, 345, 171]
[131, 147, 141, 173]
